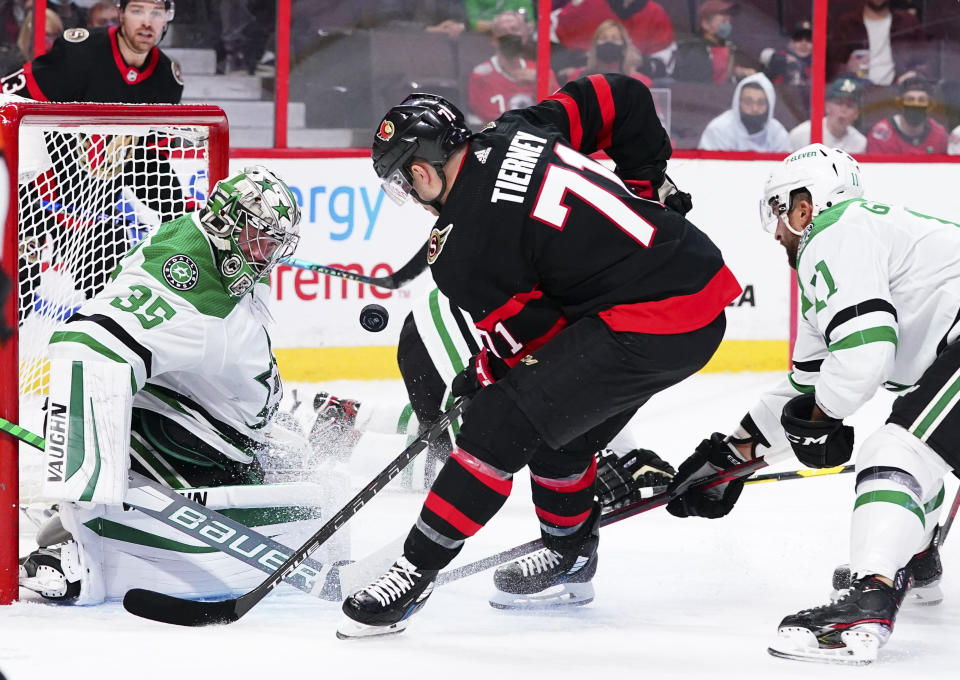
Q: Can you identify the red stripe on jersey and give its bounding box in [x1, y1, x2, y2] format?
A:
[109, 26, 160, 84]
[451, 448, 513, 496]
[535, 505, 592, 527]
[544, 91, 582, 150]
[22, 62, 49, 101]
[424, 491, 483, 536]
[530, 456, 597, 493]
[599, 265, 742, 334]
[502, 316, 568, 368]
[476, 287, 544, 329]
[587, 74, 615, 150]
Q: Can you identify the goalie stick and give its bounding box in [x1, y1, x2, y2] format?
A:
[0, 416, 343, 600]
[281, 239, 428, 291]
[435, 456, 768, 586]
[121, 397, 470, 626]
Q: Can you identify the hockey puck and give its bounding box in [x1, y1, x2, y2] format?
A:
[359, 304, 389, 332]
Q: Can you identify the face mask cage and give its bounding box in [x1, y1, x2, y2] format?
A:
[232, 208, 299, 277]
[381, 167, 414, 206]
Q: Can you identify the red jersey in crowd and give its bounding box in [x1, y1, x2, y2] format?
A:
[867, 116, 948, 154]
[554, 0, 674, 55]
[468, 57, 559, 124]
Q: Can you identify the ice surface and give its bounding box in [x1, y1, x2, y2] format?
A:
[3, 373, 957, 679]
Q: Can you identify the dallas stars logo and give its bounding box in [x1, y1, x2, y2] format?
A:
[162, 254, 199, 291]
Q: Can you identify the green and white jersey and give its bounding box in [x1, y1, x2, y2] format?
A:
[48, 213, 282, 464]
[748, 198, 960, 459]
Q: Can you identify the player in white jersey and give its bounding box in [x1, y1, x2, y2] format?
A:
[18, 166, 349, 603]
[665, 144, 958, 664]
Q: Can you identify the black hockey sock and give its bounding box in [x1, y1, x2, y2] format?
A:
[530, 455, 598, 548]
[404, 447, 514, 570]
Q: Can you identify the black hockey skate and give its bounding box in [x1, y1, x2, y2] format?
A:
[489, 533, 598, 610]
[337, 556, 439, 639]
[309, 392, 362, 461]
[831, 526, 943, 607]
[18, 544, 81, 602]
[769, 571, 908, 665]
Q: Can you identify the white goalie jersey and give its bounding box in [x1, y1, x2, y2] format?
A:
[42, 213, 282, 504]
[747, 198, 960, 460]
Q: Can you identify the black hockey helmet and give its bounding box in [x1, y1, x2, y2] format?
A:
[373, 93, 472, 206]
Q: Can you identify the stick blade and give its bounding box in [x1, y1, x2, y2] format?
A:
[123, 589, 242, 627]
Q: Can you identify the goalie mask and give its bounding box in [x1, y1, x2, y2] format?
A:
[200, 166, 301, 298]
[760, 144, 863, 236]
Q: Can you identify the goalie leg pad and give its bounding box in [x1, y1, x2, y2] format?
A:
[43, 357, 133, 505]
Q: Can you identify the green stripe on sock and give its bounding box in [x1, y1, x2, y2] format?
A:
[913, 373, 960, 439]
[396, 403, 414, 436]
[925, 484, 946, 514]
[854, 490, 925, 526]
[787, 372, 815, 394]
[429, 288, 465, 374]
[828, 326, 898, 352]
[65, 361, 86, 481]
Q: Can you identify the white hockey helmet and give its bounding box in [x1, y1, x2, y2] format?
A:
[760, 144, 864, 235]
[200, 165, 301, 297]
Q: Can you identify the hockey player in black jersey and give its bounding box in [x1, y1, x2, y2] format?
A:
[338, 74, 742, 638]
[0, 1, 181, 104]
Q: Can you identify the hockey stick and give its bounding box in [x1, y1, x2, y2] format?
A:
[122, 396, 470, 626]
[937, 484, 960, 547]
[281, 239, 428, 291]
[744, 464, 853, 486]
[435, 457, 768, 586]
[0, 417, 343, 600]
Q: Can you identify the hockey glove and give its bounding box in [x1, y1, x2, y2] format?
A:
[666, 433, 747, 519]
[596, 448, 676, 510]
[658, 174, 693, 216]
[451, 348, 508, 399]
[780, 393, 854, 469]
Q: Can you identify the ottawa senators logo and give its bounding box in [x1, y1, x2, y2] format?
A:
[64, 28, 89, 43]
[376, 119, 395, 142]
[427, 224, 453, 264]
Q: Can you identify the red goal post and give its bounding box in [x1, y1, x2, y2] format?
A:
[0, 101, 229, 604]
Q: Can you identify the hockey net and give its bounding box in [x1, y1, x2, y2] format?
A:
[0, 100, 229, 602]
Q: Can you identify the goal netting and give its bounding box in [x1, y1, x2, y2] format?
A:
[0, 98, 229, 602]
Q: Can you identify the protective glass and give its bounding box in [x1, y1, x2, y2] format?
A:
[381, 168, 413, 206]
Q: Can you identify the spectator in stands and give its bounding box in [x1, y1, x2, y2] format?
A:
[48, 0, 86, 30]
[220, 0, 275, 75]
[835, 44, 871, 82]
[674, 0, 755, 83]
[764, 19, 812, 86]
[87, 1, 118, 28]
[554, 0, 676, 78]
[698, 72, 790, 151]
[828, 0, 926, 84]
[567, 19, 651, 86]
[467, 10, 558, 125]
[789, 77, 867, 153]
[867, 77, 947, 153]
[16, 6, 63, 58]
[463, 0, 534, 34]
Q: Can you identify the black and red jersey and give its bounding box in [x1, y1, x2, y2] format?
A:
[0, 26, 182, 104]
[427, 74, 740, 365]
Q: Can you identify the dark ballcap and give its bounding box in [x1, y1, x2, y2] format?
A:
[827, 77, 863, 103]
[791, 20, 813, 39]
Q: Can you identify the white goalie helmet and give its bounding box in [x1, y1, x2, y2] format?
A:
[200, 165, 301, 297]
[760, 144, 864, 235]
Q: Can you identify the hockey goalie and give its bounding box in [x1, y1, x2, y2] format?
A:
[19, 166, 349, 603]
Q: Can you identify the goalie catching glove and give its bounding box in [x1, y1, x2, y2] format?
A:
[780, 393, 854, 468]
[666, 433, 748, 519]
[596, 448, 675, 510]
